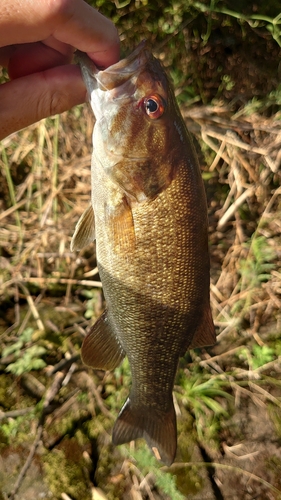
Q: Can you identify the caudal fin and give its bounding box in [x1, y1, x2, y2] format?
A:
[112, 398, 177, 466]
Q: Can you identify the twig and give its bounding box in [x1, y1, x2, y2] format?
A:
[203, 126, 269, 155]
[248, 380, 281, 407]
[199, 346, 243, 367]
[61, 494, 73, 500]
[222, 442, 260, 461]
[43, 371, 66, 410]
[8, 425, 44, 500]
[17, 291, 44, 336]
[17, 282, 45, 331]
[50, 354, 80, 375]
[217, 186, 255, 230]
[209, 136, 227, 171]
[2, 276, 102, 289]
[77, 371, 114, 420]
[0, 407, 35, 421]
[45, 389, 81, 425]
[201, 132, 230, 165]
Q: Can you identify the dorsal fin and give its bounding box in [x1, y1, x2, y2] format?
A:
[189, 305, 216, 349]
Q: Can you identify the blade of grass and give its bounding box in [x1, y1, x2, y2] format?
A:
[33, 120, 47, 214]
[0, 145, 23, 241]
[52, 115, 60, 222]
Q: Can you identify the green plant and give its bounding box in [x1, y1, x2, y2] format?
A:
[232, 235, 275, 317]
[128, 446, 185, 500]
[1, 415, 33, 441]
[234, 85, 281, 117]
[178, 371, 233, 443]
[194, 1, 281, 46]
[106, 357, 132, 413]
[240, 236, 275, 289]
[82, 288, 102, 320]
[238, 344, 275, 370]
[0, 405, 39, 443]
[2, 327, 47, 376]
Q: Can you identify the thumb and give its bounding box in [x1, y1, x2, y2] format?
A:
[0, 64, 86, 140]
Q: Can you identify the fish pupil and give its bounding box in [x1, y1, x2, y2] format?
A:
[146, 99, 158, 113]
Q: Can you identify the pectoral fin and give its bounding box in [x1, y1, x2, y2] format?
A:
[189, 306, 216, 349]
[71, 204, 95, 251]
[106, 197, 136, 255]
[81, 310, 126, 371]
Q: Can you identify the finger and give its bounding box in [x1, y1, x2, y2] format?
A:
[0, 65, 86, 140]
[0, 46, 15, 67]
[0, 0, 120, 68]
[7, 42, 73, 79]
[52, 1, 120, 68]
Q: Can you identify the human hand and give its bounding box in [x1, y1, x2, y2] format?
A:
[0, 0, 120, 140]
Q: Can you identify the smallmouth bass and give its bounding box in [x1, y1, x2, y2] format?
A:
[71, 42, 216, 466]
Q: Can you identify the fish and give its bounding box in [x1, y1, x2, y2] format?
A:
[71, 41, 216, 466]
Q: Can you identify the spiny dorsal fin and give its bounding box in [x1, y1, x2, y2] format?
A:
[81, 310, 126, 371]
[189, 306, 216, 349]
[71, 204, 95, 251]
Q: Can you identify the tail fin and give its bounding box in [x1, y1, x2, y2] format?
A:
[112, 398, 177, 466]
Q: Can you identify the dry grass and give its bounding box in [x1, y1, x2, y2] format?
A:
[0, 105, 96, 326]
[197, 105, 281, 344]
[1, 101, 281, 499]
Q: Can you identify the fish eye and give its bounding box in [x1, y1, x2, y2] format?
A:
[146, 99, 158, 113]
[143, 94, 165, 119]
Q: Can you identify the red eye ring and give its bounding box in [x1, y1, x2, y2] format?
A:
[142, 94, 165, 119]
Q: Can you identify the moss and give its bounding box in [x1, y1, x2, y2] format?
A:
[175, 411, 204, 497]
[0, 430, 9, 450]
[268, 404, 281, 440]
[95, 446, 126, 500]
[0, 374, 16, 409]
[83, 414, 112, 441]
[45, 408, 92, 446]
[43, 440, 91, 500]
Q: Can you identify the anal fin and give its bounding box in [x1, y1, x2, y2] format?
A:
[81, 310, 125, 370]
[189, 305, 216, 349]
[71, 204, 95, 251]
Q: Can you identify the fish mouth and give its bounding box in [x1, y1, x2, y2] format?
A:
[77, 41, 149, 94]
[102, 39, 147, 76]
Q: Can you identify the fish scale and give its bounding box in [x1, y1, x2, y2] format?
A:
[71, 42, 216, 465]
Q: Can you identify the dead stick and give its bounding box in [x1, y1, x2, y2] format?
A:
[8, 425, 43, 500]
[0, 407, 35, 421]
[3, 276, 102, 289]
[7, 371, 66, 499]
[217, 187, 255, 230]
